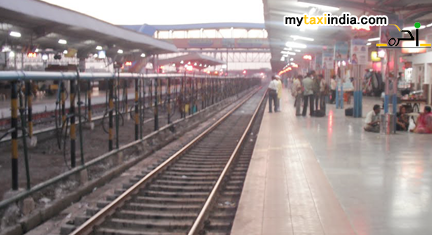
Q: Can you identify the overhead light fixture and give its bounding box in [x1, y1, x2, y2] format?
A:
[366, 42, 371, 46]
[180, 60, 184, 64]
[63, 50, 68, 54]
[1, 45, 11, 52]
[96, 45, 103, 50]
[199, 64, 202, 66]
[294, 49, 301, 52]
[140, 53, 146, 57]
[9, 31, 21, 38]
[427, 23, 432, 27]
[282, 54, 289, 57]
[280, 56, 285, 61]
[403, 25, 425, 30]
[9, 51, 15, 58]
[42, 54, 48, 61]
[290, 58, 294, 61]
[285, 41, 307, 48]
[204, 64, 207, 67]
[368, 37, 380, 42]
[117, 49, 123, 54]
[98, 51, 106, 59]
[58, 39, 67, 44]
[290, 35, 314, 41]
[281, 51, 296, 55]
[194, 62, 197, 66]
[35, 48, 40, 53]
[93, 53, 98, 58]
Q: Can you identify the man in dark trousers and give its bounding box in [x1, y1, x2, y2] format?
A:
[302, 72, 314, 116]
[268, 75, 278, 113]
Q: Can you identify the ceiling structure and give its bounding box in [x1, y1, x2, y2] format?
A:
[0, 0, 177, 61]
[157, 53, 226, 68]
[263, 0, 432, 72]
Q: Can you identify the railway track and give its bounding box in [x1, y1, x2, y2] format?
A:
[63, 87, 266, 235]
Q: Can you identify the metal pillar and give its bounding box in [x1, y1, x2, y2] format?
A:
[26, 81, 33, 138]
[19, 83, 31, 190]
[134, 78, 139, 140]
[11, 81, 19, 190]
[154, 78, 159, 131]
[61, 82, 66, 125]
[87, 81, 92, 122]
[167, 77, 172, 124]
[108, 79, 114, 151]
[69, 79, 76, 168]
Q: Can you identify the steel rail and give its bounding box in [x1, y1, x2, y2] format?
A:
[68, 86, 261, 235]
[188, 86, 266, 235]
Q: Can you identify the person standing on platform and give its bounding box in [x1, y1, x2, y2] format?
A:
[312, 73, 320, 111]
[292, 75, 303, 116]
[364, 104, 381, 133]
[318, 75, 328, 112]
[330, 75, 337, 104]
[276, 75, 282, 111]
[302, 72, 314, 116]
[268, 75, 278, 113]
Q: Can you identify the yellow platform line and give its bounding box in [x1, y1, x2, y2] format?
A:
[420, 43, 431, 47]
[376, 44, 387, 46]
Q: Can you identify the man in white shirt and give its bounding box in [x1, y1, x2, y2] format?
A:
[364, 104, 381, 133]
[292, 75, 303, 116]
[330, 75, 337, 104]
[268, 76, 278, 113]
[302, 72, 315, 116]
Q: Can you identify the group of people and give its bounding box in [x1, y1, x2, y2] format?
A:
[291, 70, 334, 117]
[364, 104, 432, 134]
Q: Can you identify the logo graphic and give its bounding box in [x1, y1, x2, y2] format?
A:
[376, 22, 431, 48]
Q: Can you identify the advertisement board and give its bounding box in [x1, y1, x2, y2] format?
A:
[350, 39, 368, 65]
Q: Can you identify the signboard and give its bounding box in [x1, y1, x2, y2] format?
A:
[164, 38, 269, 49]
[380, 17, 403, 43]
[322, 49, 334, 69]
[350, 39, 368, 65]
[371, 51, 381, 62]
[334, 41, 349, 61]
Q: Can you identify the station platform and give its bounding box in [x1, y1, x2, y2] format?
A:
[231, 88, 432, 235]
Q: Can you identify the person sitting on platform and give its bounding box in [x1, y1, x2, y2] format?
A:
[413, 106, 432, 134]
[396, 106, 409, 131]
[364, 104, 381, 133]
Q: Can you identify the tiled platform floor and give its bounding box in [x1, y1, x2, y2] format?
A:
[231, 89, 432, 235]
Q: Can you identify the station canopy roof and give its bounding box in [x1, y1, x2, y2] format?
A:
[264, 0, 432, 72]
[157, 53, 226, 68]
[122, 23, 266, 36]
[0, 0, 177, 58]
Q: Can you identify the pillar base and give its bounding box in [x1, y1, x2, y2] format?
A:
[22, 197, 35, 216]
[26, 136, 38, 148]
[84, 122, 94, 130]
[79, 169, 88, 185]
